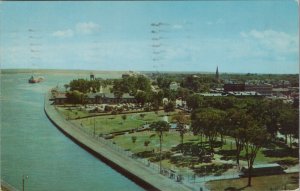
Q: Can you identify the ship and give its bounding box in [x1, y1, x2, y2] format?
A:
[28, 76, 44, 83]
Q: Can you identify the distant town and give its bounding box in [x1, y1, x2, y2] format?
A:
[49, 68, 299, 190]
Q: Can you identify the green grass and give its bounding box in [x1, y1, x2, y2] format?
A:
[57, 107, 90, 119]
[206, 173, 299, 191]
[74, 111, 179, 134]
[113, 130, 195, 153]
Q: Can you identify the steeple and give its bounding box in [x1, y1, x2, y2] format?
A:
[216, 66, 219, 81]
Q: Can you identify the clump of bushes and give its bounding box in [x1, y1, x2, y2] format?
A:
[131, 136, 137, 143]
[144, 140, 151, 146]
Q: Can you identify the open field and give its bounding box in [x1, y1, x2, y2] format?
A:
[72, 110, 178, 134]
[206, 173, 299, 191]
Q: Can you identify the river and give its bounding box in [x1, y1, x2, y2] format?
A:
[1, 71, 144, 191]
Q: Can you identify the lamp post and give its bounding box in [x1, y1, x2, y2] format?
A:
[22, 175, 29, 191]
[93, 116, 96, 136]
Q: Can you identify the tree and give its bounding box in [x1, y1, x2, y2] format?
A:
[176, 87, 191, 100]
[243, 124, 269, 187]
[149, 91, 163, 111]
[186, 94, 203, 110]
[121, 115, 127, 124]
[66, 90, 83, 105]
[113, 91, 123, 99]
[164, 101, 175, 113]
[131, 136, 137, 143]
[64, 84, 69, 91]
[191, 108, 225, 152]
[150, 121, 170, 173]
[144, 140, 151, 149]
[69, 79, 90, 93]
[136, 75, 151, 92]
[226, 109, 250, 167]
[135, 91, 148, 107]
[279, 108, 299, 147]
[157, 76, 172, 89]
[172, 113, 189, 152]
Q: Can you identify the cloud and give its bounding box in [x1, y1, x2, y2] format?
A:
[206, 18, 225, 25]
[172, 24, 183, 29]
[76, 22, 100, 35]
[52, 29, 73, 38]
[240, 29, 298, 54]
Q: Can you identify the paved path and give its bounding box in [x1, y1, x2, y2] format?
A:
[44, 93, 194, 191]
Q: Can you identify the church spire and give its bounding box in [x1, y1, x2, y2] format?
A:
[216, 66, 219, 81]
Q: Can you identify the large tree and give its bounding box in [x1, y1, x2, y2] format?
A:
[66, 90, 83, 105]
[186, 94, 203, 110]
[279, 107, 299, 147]
[149, 90, 164, 111]
[172, 113, 189, 152]
[135, 91, 148, 107]
[69, 79, 91, 93]
[164, 101, 175, 113]
[226, 109, 252, 167]
[150, 121, 170, 173]
[191, 108, 225, 152]
[243, 124, 269, 187]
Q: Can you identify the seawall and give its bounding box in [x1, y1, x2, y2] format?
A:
[44, 92, 193, 191]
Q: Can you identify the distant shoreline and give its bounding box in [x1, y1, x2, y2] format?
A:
[1, 68, 298, 75]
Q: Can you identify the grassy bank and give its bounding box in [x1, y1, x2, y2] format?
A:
[206, 173, 299, 191]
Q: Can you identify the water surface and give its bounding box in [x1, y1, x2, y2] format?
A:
[1, 72, 144, 191]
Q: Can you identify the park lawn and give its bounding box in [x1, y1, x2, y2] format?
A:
[216, 137, 299, 165]
[57, 107, 90, 119]
[113, 130, 195, 153]
[76, 115, 145, 134]
[206, 173, 299, 191]
[75, 111, 181, 134]
[134, 111, 178, 122]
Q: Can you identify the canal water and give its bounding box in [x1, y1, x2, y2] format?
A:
[1, 72, 144, 191]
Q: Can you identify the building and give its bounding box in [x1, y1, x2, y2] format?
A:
[272, 88, 291, 97]
[122, 71, 137, 78]
[245, 83, 273, 96]
[240, 163, 284, 177]
[198, 93, 227, 97]
[53, 92, 136, 105]
[53, 93, 67, 104]
[90, 73, 95, 81]
[224, 83, 272, 96]
[100, 93, 136, 104]
[224, 83, 245, 92]
[227, 91, 260, 96]
[86, 93, 136, 104]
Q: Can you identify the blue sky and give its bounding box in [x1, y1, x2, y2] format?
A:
[1, 1, 299, 73]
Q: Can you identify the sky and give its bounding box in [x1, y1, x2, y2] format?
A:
[0, 1, 299, 74]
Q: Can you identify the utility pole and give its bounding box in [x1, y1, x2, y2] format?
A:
[93, 116, 96, 136]
[22, 175, 28, 191]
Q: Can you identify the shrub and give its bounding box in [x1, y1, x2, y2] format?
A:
[144, 140, 151, 146]
[131, 136, 137, 143]
[111, 110, 118, 115]
[104, 105, 113, 112]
